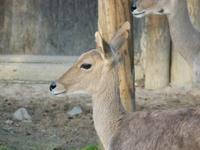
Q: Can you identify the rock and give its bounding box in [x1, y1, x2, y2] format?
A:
[5, 120, 13, 125]
[13, 108, 32, 122]
[67, 106, 83, 117]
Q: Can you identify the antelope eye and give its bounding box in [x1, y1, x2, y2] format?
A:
[80, 63, 92, 70]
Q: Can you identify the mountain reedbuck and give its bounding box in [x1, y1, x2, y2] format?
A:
[132, 0, 200, 83]
[50, 22, 200, 150]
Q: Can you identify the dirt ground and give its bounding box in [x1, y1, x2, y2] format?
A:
[0, 81, 200, 150]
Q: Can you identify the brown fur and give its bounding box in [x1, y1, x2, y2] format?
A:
[51, 22, 200, 150]
[110, 108, 200, 150]
[132, 0, 200, 83]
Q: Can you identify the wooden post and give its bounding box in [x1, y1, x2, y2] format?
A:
[171, 50, 192, 87]
[98, 0, 135, 112]
[142, 16, 171, 89]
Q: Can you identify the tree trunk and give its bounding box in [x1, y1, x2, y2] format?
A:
[98, 0, 135, 112]
[171, 50, 192, 87]
[142, 16, 171, 89]
[171, 0, 200, 87]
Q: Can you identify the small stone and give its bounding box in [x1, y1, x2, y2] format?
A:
[52, 103, 57, 107]
[26, 131, 31, 136]
[13, 108, 32, 122]
[41, 129, 46, 133]
[67, 106, 83, 117]
[5, 120, 13, 125]
[15, 123, 20, 127]
[67, 116, 73, 120]
[7, 102, 12, 106]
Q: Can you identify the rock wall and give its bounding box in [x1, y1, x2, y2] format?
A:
[0, 0, 97, 55]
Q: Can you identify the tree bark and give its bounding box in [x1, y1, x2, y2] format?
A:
[142, 16, 171, 89]
[98, 0, 135, 112]
[171, 50, 192, 87]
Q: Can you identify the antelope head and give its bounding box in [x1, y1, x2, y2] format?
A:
[50, 22, 130, 96]
[131, 0, 174, 18]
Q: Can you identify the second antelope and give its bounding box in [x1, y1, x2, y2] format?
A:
[50, 22, 200, 150]
[132, 0, 200, 83]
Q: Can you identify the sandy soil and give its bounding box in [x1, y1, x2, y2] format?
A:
[0, 82, 200, 150]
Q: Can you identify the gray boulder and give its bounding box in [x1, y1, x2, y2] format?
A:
[67, 106, 83, 117]
[13, 108, 32, 122]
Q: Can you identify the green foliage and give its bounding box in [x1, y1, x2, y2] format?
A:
[0, 145, 12, 150]
[80, 145, 99, 150]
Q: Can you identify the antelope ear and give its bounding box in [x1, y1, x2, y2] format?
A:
[109, 21, 130, 53]
[95, 32, 104, 50]
[95, 32, 112, 59]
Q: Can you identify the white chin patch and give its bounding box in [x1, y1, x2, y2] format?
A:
[132, 10, 146, 18]
[51, 90, 66, 96]
[51, 90, 88, 97]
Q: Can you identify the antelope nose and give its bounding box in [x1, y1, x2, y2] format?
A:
[131, 5, 137, 12]
[50, 81, 56, 91]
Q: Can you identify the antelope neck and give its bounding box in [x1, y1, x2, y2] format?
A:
[167, 0, 200, 66]
[92, 67, 125, 149]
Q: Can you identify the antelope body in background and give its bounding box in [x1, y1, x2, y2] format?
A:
[50, 22, 200, 150]
[132, 0, 200, 83]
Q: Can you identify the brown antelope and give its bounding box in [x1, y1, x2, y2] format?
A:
[132, 0, 200, 84]
[50, 22, 200, 150]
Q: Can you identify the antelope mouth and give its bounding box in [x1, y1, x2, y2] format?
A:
[51, 90, 66, 96]
[132, 10, 146, 17]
